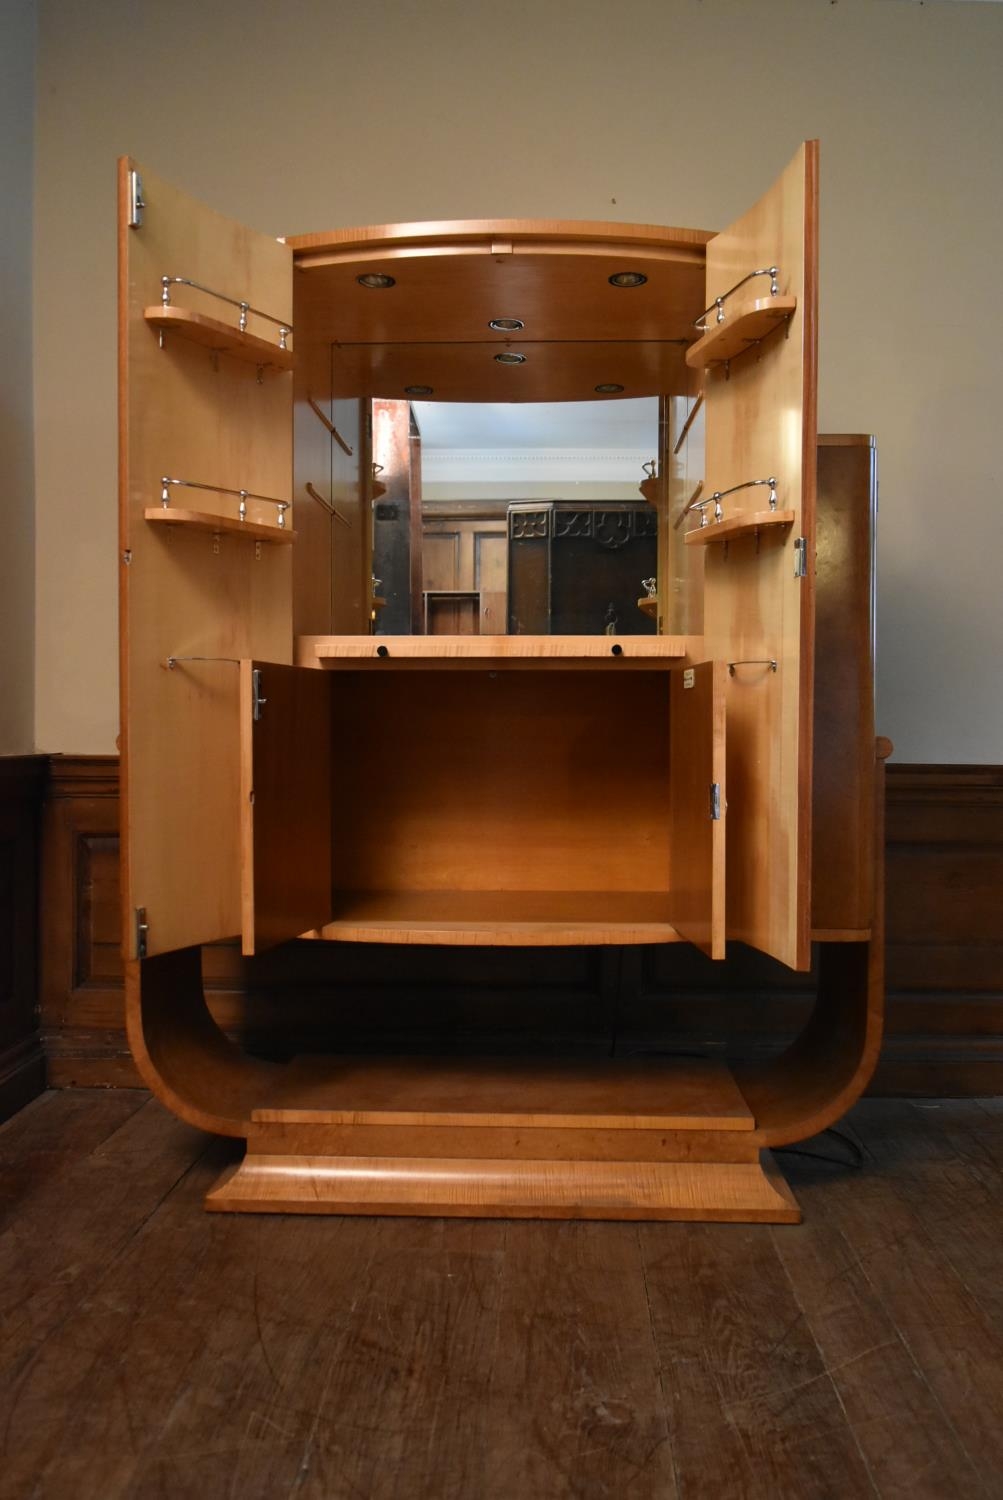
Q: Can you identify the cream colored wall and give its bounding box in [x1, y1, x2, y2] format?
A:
[1, 1, 36, 754]
[32, 0, 1003, 760]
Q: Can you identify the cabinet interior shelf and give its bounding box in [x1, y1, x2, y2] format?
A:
[144, 306, 295, 371]
[145, 507, 296, 543]
[637, 596, 658, 619]
[301, 889, 684, 947]
[304, 634, 688, 668]
[684, 509, 795, 547]
[686, 294, 797, 370]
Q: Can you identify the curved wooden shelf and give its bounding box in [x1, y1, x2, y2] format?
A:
[638, 476, 659, 506]
[145, 507, 296, 543]
[684, 509, 795, 547]
[144, 306, 294, 371]
[686, 294, 797, 370]
[301, 889, 683, 947]
[637, 596, 658, 619]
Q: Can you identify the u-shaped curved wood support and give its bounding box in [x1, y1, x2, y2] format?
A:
[741, 738, 889, 1148]
[127, 743, 888, 1221]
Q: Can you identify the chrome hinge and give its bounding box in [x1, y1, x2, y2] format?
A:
[794, 536, 808, 578]
[135, 907, 149, 959]
[127, 170, 145, 228]
[251, 668, 266, 721]
[710, 783, 721, 821]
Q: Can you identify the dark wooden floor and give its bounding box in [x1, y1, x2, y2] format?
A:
[2, 1094, 1003, 1499]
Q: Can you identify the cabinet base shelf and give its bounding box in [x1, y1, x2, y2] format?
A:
[206, 1151, 799, 1221]
[302, 889, 682, 946]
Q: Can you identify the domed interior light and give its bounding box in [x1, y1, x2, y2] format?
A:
[357, 272, 396, 289]
[494, 351, 527, 365]
[608, 271, 647, 288]
[404, 385, 434, 397]
[594, 383, 625, 394]
[489, 318, 525, 332]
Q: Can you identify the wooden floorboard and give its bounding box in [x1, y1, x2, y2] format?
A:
[1, 1092, 1002, 1499]
[638, 1219, 876, 1500]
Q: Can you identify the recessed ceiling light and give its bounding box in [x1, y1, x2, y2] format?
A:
[494, 351, 526, 365]
[357, 272, 396, 289]
[489, 317, 525, 332]
[594, 383, 625, 394]
[608, 271, 647, 288]
[404, 385, 434, 397]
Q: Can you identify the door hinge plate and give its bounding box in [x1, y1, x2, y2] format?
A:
[127, 170, 145, 229]
[251, 668, 266, 721]
[710, 783, 722, 821]
[794, 536, 808, 578]
[135, 906, 149, 959]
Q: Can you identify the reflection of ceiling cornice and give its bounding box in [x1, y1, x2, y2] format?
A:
[422, 447, 654, 483]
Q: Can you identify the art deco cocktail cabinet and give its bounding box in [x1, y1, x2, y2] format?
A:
[119, 141, 885, 1221]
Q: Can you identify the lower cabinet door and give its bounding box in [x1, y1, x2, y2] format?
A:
[668, 661, 727, 959]
[239, 661, 333, 954]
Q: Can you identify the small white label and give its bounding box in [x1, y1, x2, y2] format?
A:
[683, 668, 695, 689]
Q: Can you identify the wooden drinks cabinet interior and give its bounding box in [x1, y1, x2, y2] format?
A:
[119, 141, 885, 1221]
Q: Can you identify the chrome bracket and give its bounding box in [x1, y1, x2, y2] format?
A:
[794, 536, 808, 577]
[710, 783, 722, 821]
[127, 171, 145, 229]
[134, 907, 149, 959]
[251, 668, 266, 722]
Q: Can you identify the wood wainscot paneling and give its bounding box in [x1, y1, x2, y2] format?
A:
[37, 757, 1003, 1096]
[881, 765, 1003, 1095]
[0, 755, 48, 1120]
[40, 756, 127, 1086]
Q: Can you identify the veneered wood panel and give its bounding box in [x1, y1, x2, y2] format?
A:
[669, 662, 726, 959]
[119, 158, 293, 957]
[701, 141, 818, 971]
[254, 1054, 753, 1130]
[239, 662, 332, 955]
[329, 671, 672, 896]
[422, 531, 460, 591]
[812, 437, 877, 932]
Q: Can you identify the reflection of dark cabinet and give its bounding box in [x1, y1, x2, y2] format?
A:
[507, 501, 657, 635]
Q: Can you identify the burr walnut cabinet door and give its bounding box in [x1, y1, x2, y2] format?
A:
[668, 662, 727, 960]
[118, 158, 293, 957]
[701, 141, 819, 971]
[239, 663, 332, 955]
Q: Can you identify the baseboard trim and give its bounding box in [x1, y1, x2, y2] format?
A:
[0, 1035, 47, 1123]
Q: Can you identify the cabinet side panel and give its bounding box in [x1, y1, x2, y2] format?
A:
[119, 159, 293, 957]
[702, 142, 818, 970]
[812, 438, 877, 931]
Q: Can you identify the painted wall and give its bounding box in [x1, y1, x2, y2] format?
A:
[1, 1, 36, 754]
[32, 0, 1003, 760]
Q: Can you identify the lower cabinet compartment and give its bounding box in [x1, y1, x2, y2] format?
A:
[241, 660, 726, 954]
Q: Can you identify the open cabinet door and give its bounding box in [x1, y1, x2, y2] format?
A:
[239, 663, 332, 955]
[669, 662, 726, 959]
[699, 142, 818, 970]
[119, 159, 293, 958]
